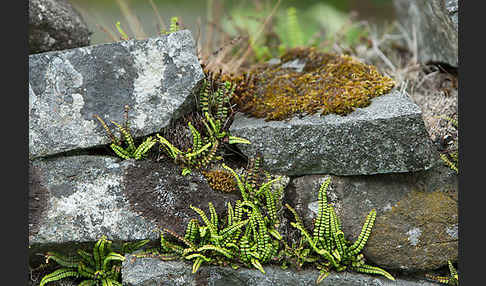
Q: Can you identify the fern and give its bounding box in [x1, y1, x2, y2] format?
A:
[287, 178, 395, 283]
[40, 235, 146, 286]
[426, 260, 459, 285]
[95, 109, 156, 160]
[115, 21, 129, 40]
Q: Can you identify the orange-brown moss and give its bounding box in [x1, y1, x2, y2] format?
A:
[221, 47, 395, 121]
[202, 169, 237, 193]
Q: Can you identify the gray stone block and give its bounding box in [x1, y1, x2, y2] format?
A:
[29, 30, 204, 159]
[28, 155, 242, 263]
[122, 257, 439, 286]
[29, 0, 92, 54]
[229, 90, 438, 176]
[287, 162, 458, 271]
[393, 0, 458, 66]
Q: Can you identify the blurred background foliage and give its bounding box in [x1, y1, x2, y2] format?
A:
[71, 0, 395, 51]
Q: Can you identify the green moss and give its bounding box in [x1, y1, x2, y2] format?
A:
[223, 47, 395, 121]
[202, 169, 237, 193]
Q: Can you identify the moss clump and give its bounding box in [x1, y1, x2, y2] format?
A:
[202, 169, 237, 193]
[223, 47, 395, 121]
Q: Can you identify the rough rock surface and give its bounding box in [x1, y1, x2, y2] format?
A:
[230, 90, 438, 176]
[28, 156, 250, 264]
[29, 0, 92, 54]
[393, 0, 458, 66]
[29, 30, 204, 159]
[122, 257, 438, 286]
[287, 161, 458, 271]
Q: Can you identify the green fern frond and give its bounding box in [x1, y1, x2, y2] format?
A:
[184, 219, 200, 243]
[223, 164, 248, 200]
[102, 252, 125, 271]
[197, 245, 234, 259]
[190, 205, 218, 239]
[286, 7, 304, 48]
[440, 153, 458, 173]
[115, 21, 129, 40]
[39, 268, 79, 286]
[77, 261, 96, 279]
[77, 249, 95, 267]
[169, 17, 179, 33]
[347, 209, 376, 256]
[316, 269, 330, 284]
[133, 137, 157, 159]
[355, 264, 395, 281]
[45, 252, 80, 268]
[121, 239, 150, 255]
[191, 256, 206, 273]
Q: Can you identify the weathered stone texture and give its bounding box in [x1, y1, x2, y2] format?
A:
[287, 162, 458, 271]
[230, 90, 438, 176]
[29, 30, 204, 159]
[393, 0, 458, 66]
[122, 257, 439, 286]
[29, 0, 92, 54]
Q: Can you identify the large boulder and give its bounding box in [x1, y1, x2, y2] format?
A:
[230, 90, 438, 176]
[287, 161, 458, 272]
[122, 257, 439, 286]
[393, 0, 458, 67]
[29, 30, 204, 159]
[29, 0, 92, 54]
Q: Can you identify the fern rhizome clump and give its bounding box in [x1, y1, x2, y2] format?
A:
[223, 47, 395, 121]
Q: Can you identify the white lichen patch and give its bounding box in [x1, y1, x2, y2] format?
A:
[406, 227, 422, 246]
[446, 224, 458, 239]
[32, 174, 156, 243]
[129, 38, 170, 130]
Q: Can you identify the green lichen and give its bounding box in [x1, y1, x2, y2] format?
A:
[224, 47, 395, 121]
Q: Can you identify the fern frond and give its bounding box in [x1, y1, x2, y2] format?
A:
[115, 21, 129, 40]
[209, 202, 219, 230]
[77, 249, 95, 267]
[110, 143, 132, 160]
[39, 268, 79, 286]
[102, 252, 125, 271]
[313, 178, 331, 244]
[287, 7, 303, 48]
[164, 228, 197, 250]
[121, 239, 150, 255]
[111, 121, 135, 153]
[94, 115, 118, 145]
[355, 264, 395, 281]
[77, 261, 96, 279]
[184, 219, 200, 243]
[192, 256, 206, 273]
[251, 258, 266, 274]
[316, 269, 330, 284]
[197, 245, 234, 259]
[169, 17, 179, 33]
[228, 136, 251, 144]
[348, 209, 376, 256]
[190, 205, 218, 238]
[222, 164, 248, 201]
[45, 252, 80, 268]
[133, 137, 157, 159]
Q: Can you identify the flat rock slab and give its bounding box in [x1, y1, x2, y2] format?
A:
[230, 90, 438, 176]
[122, 257, 438, 286]
[29, 30, 204, 159]
[28, 155, 244, 265]
[287, 162, 458, 271]
[393, 0, 458, 67]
